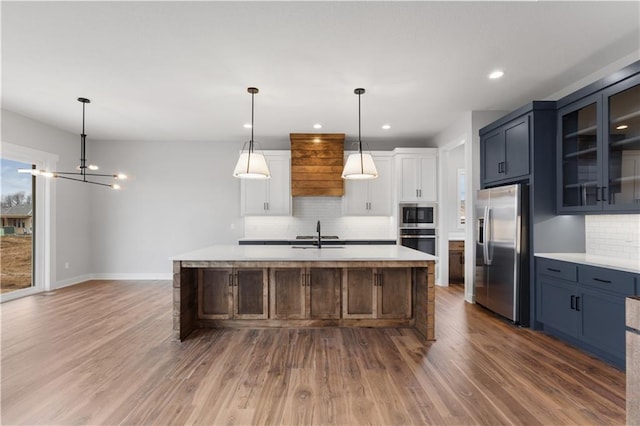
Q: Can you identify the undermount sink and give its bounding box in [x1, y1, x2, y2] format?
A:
[291, 245, 345, 249]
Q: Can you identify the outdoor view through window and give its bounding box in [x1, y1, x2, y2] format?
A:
[1, 158, 34, 293]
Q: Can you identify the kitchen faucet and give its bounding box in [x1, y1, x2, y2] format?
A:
[316, 220, 322, 249]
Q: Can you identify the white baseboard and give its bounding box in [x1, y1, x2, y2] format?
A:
[54, 273, 171, 289]
[54, 274, 95, 289]
[90, 273, 173, 281]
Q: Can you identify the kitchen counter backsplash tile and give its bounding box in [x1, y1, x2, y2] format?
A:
[585, 215, 640, 260]
[244, 196, 395, 239]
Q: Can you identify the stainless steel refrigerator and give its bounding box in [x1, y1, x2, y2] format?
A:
[475, 183, 529, 325]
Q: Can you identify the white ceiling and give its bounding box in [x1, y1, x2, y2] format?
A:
[2, 1, 639, 148]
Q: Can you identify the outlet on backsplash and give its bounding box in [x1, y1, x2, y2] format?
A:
[585, 215, 640, 260]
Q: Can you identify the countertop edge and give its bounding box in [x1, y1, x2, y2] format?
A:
[535, 252, 640, 274]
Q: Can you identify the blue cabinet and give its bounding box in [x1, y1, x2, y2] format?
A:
[557, 63, 640, 213]
[480, 114, 531, 186]
[536, 257, 638, 369]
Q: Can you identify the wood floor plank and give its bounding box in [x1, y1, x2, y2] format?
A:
[1, 280, 626, 425]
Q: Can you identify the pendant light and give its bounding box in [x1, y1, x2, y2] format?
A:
[342, 88, 378, 180]
[233, 87, 271, 179]
[18, 97, 127, 189]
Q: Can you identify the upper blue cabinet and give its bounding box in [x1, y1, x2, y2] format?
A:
[479, 101, 556, 189]
[557, 63, 640, 214]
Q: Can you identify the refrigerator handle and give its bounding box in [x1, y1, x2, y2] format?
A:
[484, 206, 492, 265]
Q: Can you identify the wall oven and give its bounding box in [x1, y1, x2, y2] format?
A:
[399, 228, 437, 255]
[399, 203, 437, 255]
[399, 203, 436, 227]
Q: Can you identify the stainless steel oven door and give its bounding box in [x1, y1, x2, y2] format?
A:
[400, 235, 436, 255]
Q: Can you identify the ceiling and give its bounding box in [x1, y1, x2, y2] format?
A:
[2, 1, 639, 148]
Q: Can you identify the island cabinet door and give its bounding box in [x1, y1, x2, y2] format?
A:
[270, 268, 306, 319]
[198, 268, 234, 319]
[308, 268, 342, 319]
[234, 268, 269, 319]
[376, 268, 412, 319]
[342, 268, 376, 319]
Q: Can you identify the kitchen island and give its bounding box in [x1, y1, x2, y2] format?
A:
[171, 245, 436, 341]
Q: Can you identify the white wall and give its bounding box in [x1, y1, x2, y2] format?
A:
[1, 109, 92, 288]
[90, 140, 244, 277]
[446, 145, 465, 236]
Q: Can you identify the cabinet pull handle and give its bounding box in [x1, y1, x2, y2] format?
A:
[229, 274, 233, 287]
[593, 278, 612, 284]
[570, 295, 575, 310]
[307, 273, 311, 287]
[596, 187, 601, 202]
[575, 296, 580, 312]
[601, 186, 607, 202]
[234, 274, 238, 287]
[547, 268, 561, 273]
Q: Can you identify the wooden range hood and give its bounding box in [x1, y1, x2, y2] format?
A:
[290, 133, 344, 196]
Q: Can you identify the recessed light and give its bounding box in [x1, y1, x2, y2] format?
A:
[313, 123, 322, 129]
[243, 123, 252, 129]
[616, 124, 628, 130]
[489, 70, 504, 79]
[382, 124, 391, 130]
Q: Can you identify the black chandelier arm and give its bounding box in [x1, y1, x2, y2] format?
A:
[53, 171, 120, 178]
[55, 175, 115, 188]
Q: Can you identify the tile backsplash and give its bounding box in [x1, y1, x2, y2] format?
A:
[244, 197, 396, 239]
[585, 215, 640, 260]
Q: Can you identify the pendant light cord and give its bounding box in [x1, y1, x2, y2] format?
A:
[358, 91, 362, 153]
[250, 90, 255, 152]
[80, 100, 87, 180]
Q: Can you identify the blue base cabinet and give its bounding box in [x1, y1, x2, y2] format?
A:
[536, 257, 638, 369]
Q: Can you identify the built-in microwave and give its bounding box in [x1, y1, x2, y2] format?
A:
[399, 203, 436, 227]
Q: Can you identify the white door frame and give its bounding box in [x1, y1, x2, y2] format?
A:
[1, 142, 57, 302]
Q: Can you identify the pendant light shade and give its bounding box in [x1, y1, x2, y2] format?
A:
[233, 150, 270, 179]
[342, 152, 378, 179]
[233, 87, 271, 179]
[342, 88, 378, 180]
[17, 97, 127, 189]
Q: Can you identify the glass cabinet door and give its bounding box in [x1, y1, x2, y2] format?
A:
[559, 99, 601, 209]
[605, 77, 640, 210]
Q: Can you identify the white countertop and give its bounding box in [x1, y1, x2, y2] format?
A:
[535, 253, 640, 274]
[171, 244, 438, 262]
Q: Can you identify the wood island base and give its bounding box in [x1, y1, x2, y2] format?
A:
[173, 259, 435, 342]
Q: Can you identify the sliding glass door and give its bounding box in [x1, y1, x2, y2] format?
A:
[1, 158, 35, 294]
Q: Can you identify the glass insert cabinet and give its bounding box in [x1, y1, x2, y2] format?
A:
[558, 73, 640, 213]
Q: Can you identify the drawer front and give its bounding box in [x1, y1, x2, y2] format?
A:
[537, 258, 577, 282]
[449, 241, 464, 251]
[579, 265, 637, 296]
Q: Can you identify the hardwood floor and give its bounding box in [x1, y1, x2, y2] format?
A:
[1, 280, 626, 425]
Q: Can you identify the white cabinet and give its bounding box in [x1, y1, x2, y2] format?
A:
[395, 149, 437, 202]
[241, 152, 291, 216]
[343, 154, 392, 216]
